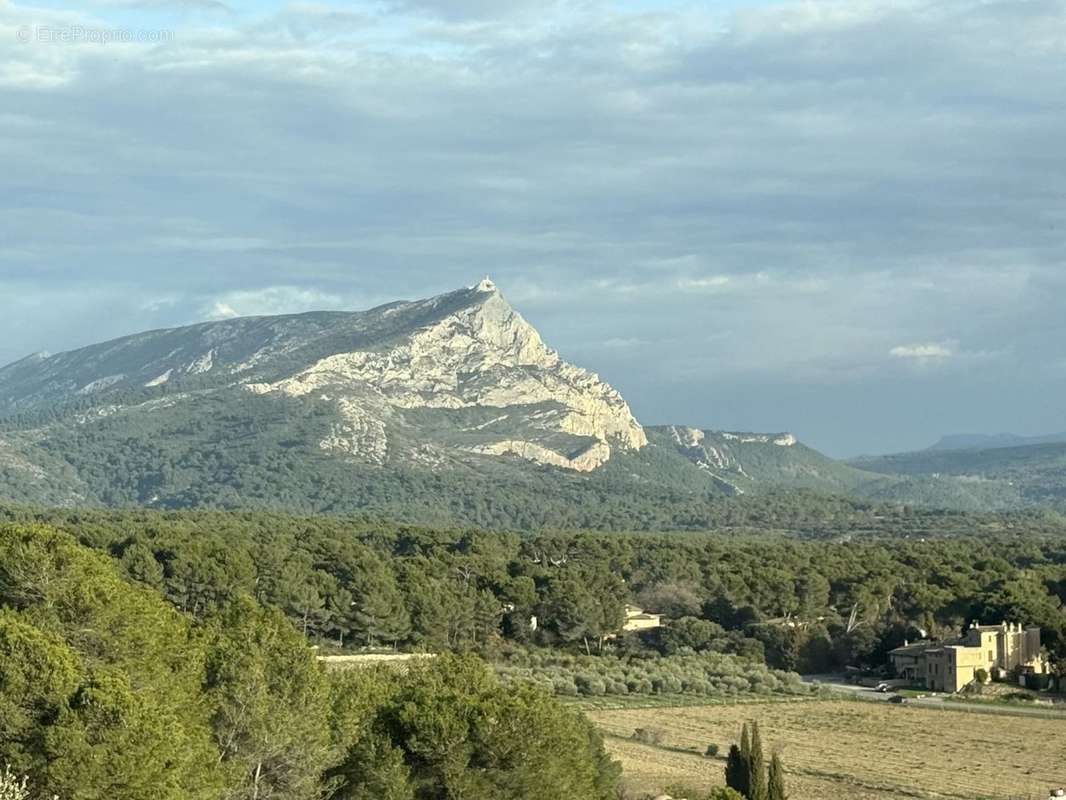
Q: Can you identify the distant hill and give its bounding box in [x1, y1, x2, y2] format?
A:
[0, 280, 1058, 528]
[653, 426, 1029, 513]
[929, 432, 1066, 451]
[851, 442, 1066, 510]
[651, 426, 870, 494]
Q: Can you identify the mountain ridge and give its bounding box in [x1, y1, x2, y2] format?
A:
[0, 280, 646, 481]
[1, 280, 1063, 526]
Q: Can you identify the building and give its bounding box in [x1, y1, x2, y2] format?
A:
[622, 605, 662, 633]
[889, 621, 1045, 693]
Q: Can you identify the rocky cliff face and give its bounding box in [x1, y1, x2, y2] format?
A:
[0, 279, 646, 473]
[245, 279, 646, 471]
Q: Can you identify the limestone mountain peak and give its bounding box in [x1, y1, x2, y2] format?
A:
[0, 281, 647, 475]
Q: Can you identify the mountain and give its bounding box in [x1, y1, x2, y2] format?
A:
[929, 432, 1066, 451]
[0, 279, 644, 473]
[0, 279, 673, 523]
[0, 279, 1058, 527]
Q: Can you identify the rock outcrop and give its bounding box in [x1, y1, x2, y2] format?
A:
[246, 279, 646, 471]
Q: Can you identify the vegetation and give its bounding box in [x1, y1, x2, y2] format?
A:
[493, 649, 811, 700]
[724, 721, 777, 800]
[0, 505, 1063, 672]
[767, 752, 787, 800]
[0, 524, 620, 800]
[3, 506, 1066, 797]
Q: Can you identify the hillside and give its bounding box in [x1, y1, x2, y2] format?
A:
[929, 432, 1066, 451]
[852, 442, 1066, 510]
[0, 280, 1056, 527]
[651, 426, 871, 494]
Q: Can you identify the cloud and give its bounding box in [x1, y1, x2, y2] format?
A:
[890, 342, 956, 361]
[101, 0, 231, 9]
[202, 287, 346, 320]
[386, 0, 551, 21]
[678, 275, 733, 292]
[208, 301, 240, 319]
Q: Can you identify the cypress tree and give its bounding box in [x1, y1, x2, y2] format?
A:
[724, 744, 746, 795]
[737, 723, 752, 797]
[748, 721, 768, 800]
[768, 752, 787, 800]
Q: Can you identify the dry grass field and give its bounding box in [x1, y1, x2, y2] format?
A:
[587, 699, 1066, 800]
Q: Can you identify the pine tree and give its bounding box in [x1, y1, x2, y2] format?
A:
[748, 721, 768, 800]
[737, 723, 752, 797]
[724, 744, 746, 796]
[768, 752, 787, 800]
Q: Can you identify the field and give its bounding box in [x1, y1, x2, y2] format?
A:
[586, 698, 1066, 800]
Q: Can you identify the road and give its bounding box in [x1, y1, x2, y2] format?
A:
[802, 674, 1066, 720]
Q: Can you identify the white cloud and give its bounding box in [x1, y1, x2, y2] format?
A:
[386, 0, 550, 21]
[678, 275, 732, 291]
[208, 301, 240, 319]
[94, 0, 232, 10]
[203, 287, 344, 320]
[890, 342, 956, 361]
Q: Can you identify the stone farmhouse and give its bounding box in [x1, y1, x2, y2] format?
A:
[889, 621, 1045, 693]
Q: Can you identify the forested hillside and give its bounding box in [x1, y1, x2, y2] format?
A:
[0, 382, 1056, 530]
[0, 523, 621, 800]
[4, 506, 1066, 798]
[4, 505, 1064, 671]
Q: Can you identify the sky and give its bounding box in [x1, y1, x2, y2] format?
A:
[2, 0, 1065, 457]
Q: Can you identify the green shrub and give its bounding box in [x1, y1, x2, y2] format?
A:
[575, 674, 607, 696]
[552, 676, 579, 696]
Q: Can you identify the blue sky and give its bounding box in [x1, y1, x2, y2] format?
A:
[3, 0, 1065, 456]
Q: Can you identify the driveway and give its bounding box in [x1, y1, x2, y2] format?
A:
[802, 674, 1066, 719]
